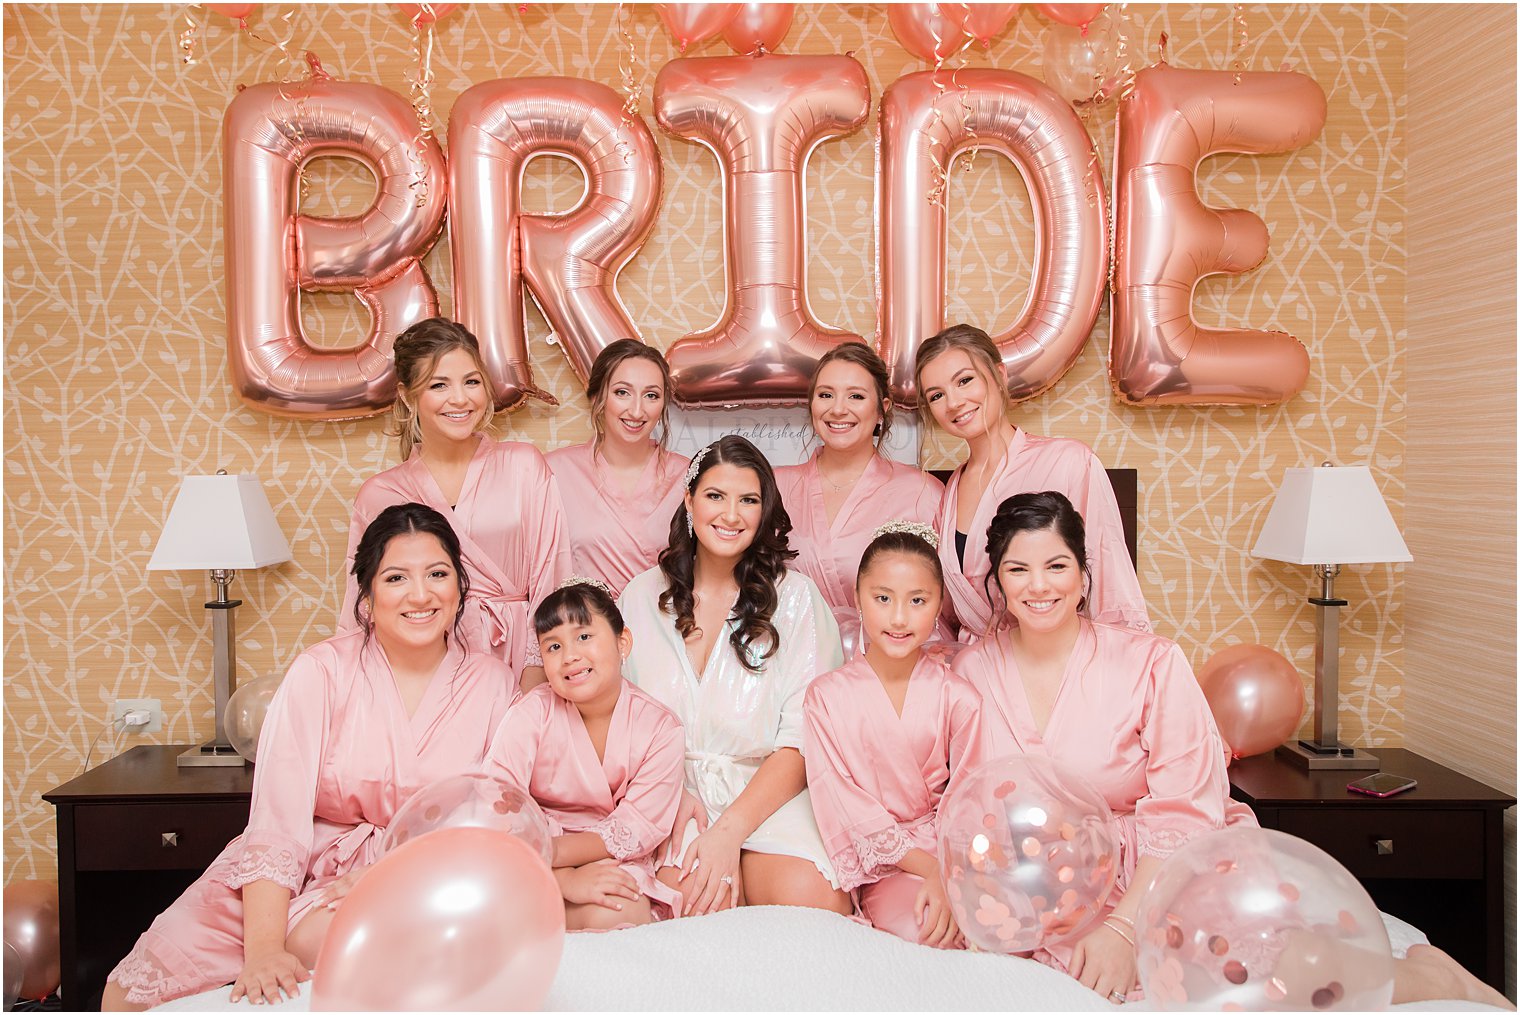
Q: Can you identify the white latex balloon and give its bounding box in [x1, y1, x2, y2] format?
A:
[224, 673, 282, 763]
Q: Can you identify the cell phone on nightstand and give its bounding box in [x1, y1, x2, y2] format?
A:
[1347, 773, 1418, 798]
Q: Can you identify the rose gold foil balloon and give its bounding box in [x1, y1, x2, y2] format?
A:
[1032, 3, 1104, 28]
[721, 3, 794, 55]
[939, 755, 1119, 954]
[888, 4, 971, 62]
[1197, 644, 1305, 759]
[655, 55, 871, 406]
[380, 772, 554, 865]
[656, 3, 742, 52]
[449, 78, 662, 412]
[1137, 827, 1393, 1010]
[877, 69, 1107, 406]
[311, 828, 564, 1011]
[1110, 64, 1327, 405]
[951, 3, 1022, 48]
[1, 881, 59, 1001]
[224, 672, 282, 763]
[223, 62, 446, 419]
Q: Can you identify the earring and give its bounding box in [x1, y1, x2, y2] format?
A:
[686, 510, 693, 538]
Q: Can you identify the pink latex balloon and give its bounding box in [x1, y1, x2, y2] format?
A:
[223, 61, 446, 419]
[939, 755, 1120, 954]
[380, 773, 554, 865]
[655, 54, 871, 406]
[1033, 3, 1104, 27]
[204, 3, 256, 23]
[888, 4, 972, 62]
[657, 3, 742, 52]
[311, 828, 564, 1011]
[1, 881, 59, 1002]
[395, 2, 459, 26]
[1137, 827, 1393, 1010]
[449, 78, 662, 412]
[721, 3, 794, 55]
[877, 69, 1107, 406]
[1110, 64, 1327, 405]
[1197, 644, 1305, 759]
[950, 3, 1022, 47]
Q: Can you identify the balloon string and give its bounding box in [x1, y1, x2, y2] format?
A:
[614, 2, 643, 165]
[953, 59, 977, 176]
[408, 5, 438, 139]
[925, 13, 973, 206]
[1231, 3, 1249, 84]
[1106, 3, 1136, 103]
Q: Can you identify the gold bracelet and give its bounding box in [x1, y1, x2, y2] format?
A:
[1101, 916, 1136, 949]
[1104, 912, 1136, 930]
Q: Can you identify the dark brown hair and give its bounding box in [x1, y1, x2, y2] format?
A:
[983, 491, 1091, 614]
[351, 502, 470, 643]
[586, 339, 673, 456]
[856, 529, 944, 592]
[534, 583, 626, 637]
[808, 342, 894, 446]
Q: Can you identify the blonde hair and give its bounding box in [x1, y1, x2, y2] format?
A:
[912, 323, 1009, 428]
[388, 318, 496, 460]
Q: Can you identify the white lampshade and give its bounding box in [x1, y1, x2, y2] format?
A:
[1251, 464, 1412, 566]
[148, 473, 292, 570]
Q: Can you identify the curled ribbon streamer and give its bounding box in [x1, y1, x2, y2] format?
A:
[1231, 3, 1249, 84]
[179, 7, 200, 65]
[614, 2, 645, 165]
[925, 11, 974, 206]
[1106, 3, 1136, 103]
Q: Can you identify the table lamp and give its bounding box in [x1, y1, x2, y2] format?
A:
[148, 471, 292, 767]
[1250, 462, 1411, 770]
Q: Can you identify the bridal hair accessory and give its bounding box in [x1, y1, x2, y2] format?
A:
[871, 519, 940, 549]
[555, 575, 616, 598]
[684, 442, 716, 488]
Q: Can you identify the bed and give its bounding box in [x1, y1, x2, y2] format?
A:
[156, 904, 1505, 1011]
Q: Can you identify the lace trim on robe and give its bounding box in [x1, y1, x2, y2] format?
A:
[1137, 824, 1193, 860]
[831, 825, 914, 892]
[589, 814, 641, 861]
[207, 842, 305, 893]
[108, 935, 204, 1007]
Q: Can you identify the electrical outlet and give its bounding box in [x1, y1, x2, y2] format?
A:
[112, 698, 164, 734]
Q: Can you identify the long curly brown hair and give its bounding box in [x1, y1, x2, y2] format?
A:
[657, 435, 796, 672]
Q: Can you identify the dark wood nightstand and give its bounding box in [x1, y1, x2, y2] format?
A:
[1229, 746, 1513, 992]
[43, 745, 253, 1010]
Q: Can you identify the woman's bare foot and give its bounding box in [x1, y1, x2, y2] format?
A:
[1395, 944, 1514, 1009]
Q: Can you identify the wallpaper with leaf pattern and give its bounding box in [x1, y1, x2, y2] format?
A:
[2, 4, 1406, 879]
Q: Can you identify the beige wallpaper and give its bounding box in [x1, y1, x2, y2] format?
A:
[3, 4, 1408, 879]
[1404, 3, 1517, 997]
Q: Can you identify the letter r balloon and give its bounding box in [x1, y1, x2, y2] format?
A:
[654, 54, 871, 406]
[1110, 65, 1327, 405]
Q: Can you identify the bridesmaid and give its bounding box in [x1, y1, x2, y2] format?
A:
[546, 340, 689, 596]
[775, 343, 943, 645]
[340, 317, 570, 690]
[914, 324, 1148, 641]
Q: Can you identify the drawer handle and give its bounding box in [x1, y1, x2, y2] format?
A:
[1374, 838, 1393, 855]
[161, 832, 179, 848]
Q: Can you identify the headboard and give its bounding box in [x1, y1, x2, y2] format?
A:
[927, 468, 1139, 569]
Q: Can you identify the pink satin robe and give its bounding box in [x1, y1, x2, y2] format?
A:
[485, 681, 685, 915]
[107, 632, 515, 1007]
[776, 450, 944, 632]
[951, 619, 1256, 968]
[936, 429, 1149, 640]
[545, 441, 690, 596]
[803, 654, 985, 944]
[340, 435, 571, 675]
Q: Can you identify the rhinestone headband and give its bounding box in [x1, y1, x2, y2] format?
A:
[555, 575, 616, 598]
[870, 519, 940, 549]
[683, 442, 715, 488]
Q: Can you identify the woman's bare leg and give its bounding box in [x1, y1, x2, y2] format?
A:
[657, 865, 740, 916]
[1394, 944, 1513, 1009]
[740, 852, 851, 915]
[566, 895, 654, 930]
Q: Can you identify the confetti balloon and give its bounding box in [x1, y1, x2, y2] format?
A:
[1136, 827, 1393, 1011]
[938, 754, 1119, 954]
[380, 773, 553, 865]
[224, 672, 282, 763]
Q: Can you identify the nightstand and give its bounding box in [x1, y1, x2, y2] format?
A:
[1229, 746, 1513, 992]
[43, 745, 253, 1010]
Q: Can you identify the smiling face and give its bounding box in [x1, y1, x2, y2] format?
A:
[599, 356, 667, 450]
[918, 348, 1004, 442]
[858, 550, 942, 662]
[539, 611, 631, 710]
[810, 359, 886, 454]
[367, 531, 462, 655]
[993, 525, 1084, 635]
[412, 347, 489, 448]
[685, 462, 764, 562]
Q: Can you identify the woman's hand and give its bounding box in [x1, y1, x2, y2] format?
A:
[229, 948, 310, 1005]
[556, 861, 641, 911]
[662, 788, 709, 867]
[315, 867, 368, 911]
[914, 875, 962, 949]
[1069, 920, 1137, 1003]
[679, 822, 743, 915]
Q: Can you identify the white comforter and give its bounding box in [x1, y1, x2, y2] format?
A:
[157, 905, 1499, 1011]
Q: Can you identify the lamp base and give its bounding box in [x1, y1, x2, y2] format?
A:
[1276, 740, 1379, 771]
[177, 741, 247, 768]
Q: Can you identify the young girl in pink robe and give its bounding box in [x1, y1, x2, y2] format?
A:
[339, 319, 570, 683]
[546, 340, 689, 597]
[485, 579, 685, 928]
[104, 505, 515, 1010]
[915, 325, 1148, 641]
[803, 521, 984, 949]
[949, 491, 1248, 1002]
[776, 344, 944, 642]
